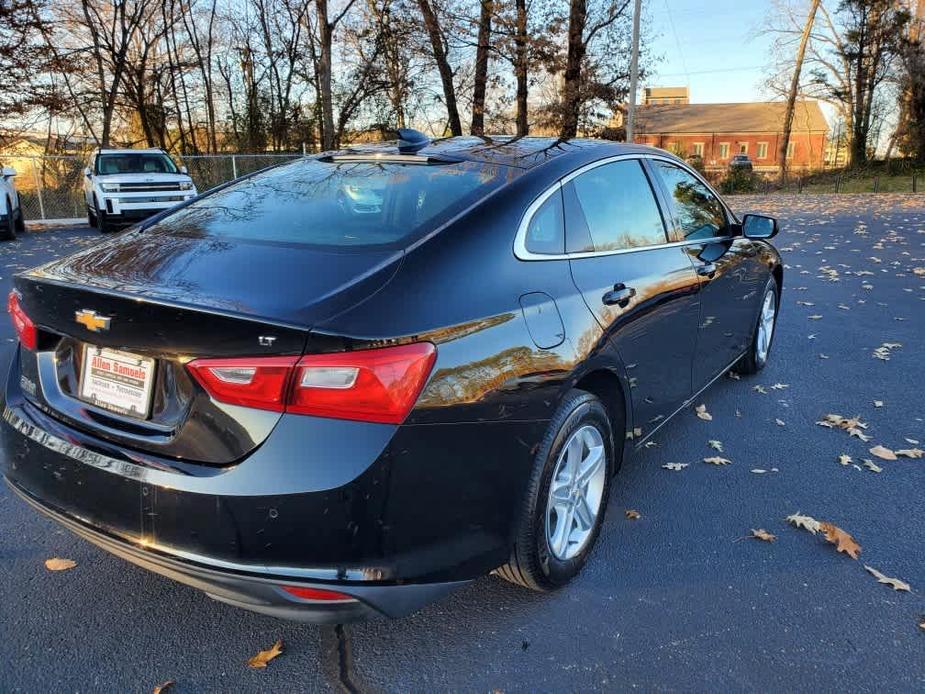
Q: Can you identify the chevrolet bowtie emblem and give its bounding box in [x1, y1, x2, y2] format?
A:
[75, 309, 111, 332]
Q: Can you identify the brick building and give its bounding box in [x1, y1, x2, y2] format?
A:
[632, 100, 829, 173]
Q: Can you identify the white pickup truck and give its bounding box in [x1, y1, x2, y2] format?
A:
[83, 148, 197, 232]
[0, 166, 25, 240]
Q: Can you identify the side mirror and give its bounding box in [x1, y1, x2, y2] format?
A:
[742, 214, 778, 240]
[1, 167, 16, 178]
[84, 167, 92, 177]
[179, 165, 188, 174]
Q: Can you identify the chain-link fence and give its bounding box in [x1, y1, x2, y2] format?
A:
[0, 153, 303, 221]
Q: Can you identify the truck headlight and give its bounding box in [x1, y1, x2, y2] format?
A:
[179, 181, 194, 191]
[100, 183, 120, 192]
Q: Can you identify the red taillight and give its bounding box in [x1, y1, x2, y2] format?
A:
[186, 342, 436, 424]
[279, 585, 356, 602]
[186, 356, 298, 412]
[7, 291, 37, 350]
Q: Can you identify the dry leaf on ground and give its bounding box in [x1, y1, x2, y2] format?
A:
[862, 459, 883, 473]
[819, 522, 861, 559]
[708, 439, 723, 451]
[869, 445, 897, 461]
[153, 681, 174, 694]
[661, 463, 688, 471]
[703, 456, 731, 466]
[625, 509, 640, 520]
[864, 565, 911, 592]
[838, 454, 852, 466]
[44, 558, 76, 571]
[895, 448, 923, 459]
[751, 529, 776, 542]
[247, 640, 284, 669]
[786, 512, 821, 534]
[695, 404, 712, 421]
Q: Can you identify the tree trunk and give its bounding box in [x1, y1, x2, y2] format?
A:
[317, 0, 336, 150]
[514, 0, 528, 136]
[470, 0, 493, 135]
[560, 0, 587, 139]
[417, 0, 462, 136]
[779, 0, 820, 182]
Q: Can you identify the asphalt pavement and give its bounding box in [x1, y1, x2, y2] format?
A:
[0, 197, 923, 693]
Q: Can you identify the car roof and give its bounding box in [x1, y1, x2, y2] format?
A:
[336, 136, 671, 170]
[94, 148, 168, 155]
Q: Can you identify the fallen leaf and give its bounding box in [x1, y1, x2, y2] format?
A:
[873, 400, 884, 407]
[625, 509, 640, 520]
[775, 418, 786, 426]
[753, 385, 768, 394]
[727, 371, 741, 380]
[247, 640, 284, 669]
[786, 512, 821, 534]
[661, 462, 688, 471]
[864, 565, 911, 592]
[895, 448, 923, 459]
[869, 445, 897, 461]
[695, 404, 712, 421]
[862, 459, 883, 473]
[153, 681, 174, 694]
[838, 454, 852, 466]
[44, 558, 77, 571]
[751, 529, 776, 542]
[703, 456, 731, 466]
[770, 383, 789, 390]
[708, 439, 723, 452]
[819, 522, 861, 559]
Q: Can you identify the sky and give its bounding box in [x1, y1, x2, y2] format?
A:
[643, 0, 775, 104]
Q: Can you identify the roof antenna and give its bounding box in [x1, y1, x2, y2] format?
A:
[397, 128, 430, 153]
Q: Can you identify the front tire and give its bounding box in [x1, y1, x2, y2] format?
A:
[95, 201, 111, 233]
[735, 277, 779, 374]
[14, 196, 25, 233]
[497, 389, 614, 592]
[1, 198, 15, 240]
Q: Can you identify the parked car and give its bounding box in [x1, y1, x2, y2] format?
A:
[729, 153, 754, 171]
[83, 148, 197, 233]
[3, 133, 782, 623]
[0, 166, 25, 240]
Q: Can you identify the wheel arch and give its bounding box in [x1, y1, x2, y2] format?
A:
[570, 367, 630, 475]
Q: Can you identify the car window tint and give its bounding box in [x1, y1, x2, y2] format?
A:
[524, 190, 564, 254]
[568, 160, 667, 252]
[652, 161, 727, 240]
[96, 153, 178, 175]
[147, 158, 517, 250]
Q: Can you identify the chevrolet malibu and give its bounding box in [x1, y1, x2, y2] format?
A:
[2, 134, 782, 622]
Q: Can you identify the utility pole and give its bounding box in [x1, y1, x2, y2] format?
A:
[625, 0, 642, 143]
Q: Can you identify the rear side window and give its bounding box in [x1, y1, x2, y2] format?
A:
[651, 161, 728, 240]
[524, 190, 564, 254]
[566, 160, 668, 252]
[149, 158, 515, 249]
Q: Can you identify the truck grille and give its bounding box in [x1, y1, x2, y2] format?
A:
[118, 182, 182, 192]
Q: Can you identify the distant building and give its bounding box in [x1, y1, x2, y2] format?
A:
[633, 100, 829, 173]
[643, 86, 689, 105]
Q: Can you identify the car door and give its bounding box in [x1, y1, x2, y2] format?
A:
[565, 157, 701, 441]
[648, 159, 762, 391]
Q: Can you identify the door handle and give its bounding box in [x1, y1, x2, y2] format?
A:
[696, 262, 717, 278]
[602, 284, 636, 307]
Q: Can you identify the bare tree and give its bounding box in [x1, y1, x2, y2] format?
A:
[779, 0, 821, 180]
[417, 0, 462, 136]
[470, 0, 493, 135]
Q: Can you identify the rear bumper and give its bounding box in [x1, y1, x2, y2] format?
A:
[6, 478, 466, 622]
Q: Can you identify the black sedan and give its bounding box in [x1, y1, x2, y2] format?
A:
[1, 134, 782, 622]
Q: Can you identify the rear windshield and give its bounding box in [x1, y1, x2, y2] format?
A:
[147, 157, 517, 249]
[97, 153, 178, 175]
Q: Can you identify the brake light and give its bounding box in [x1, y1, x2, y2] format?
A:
[186, 342, 436, 424]
[186, 356, 298, 411]
[279, 585, 356, 602]
[7, 291, 37, 350]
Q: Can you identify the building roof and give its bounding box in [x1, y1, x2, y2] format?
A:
[635, 101, 829, 134]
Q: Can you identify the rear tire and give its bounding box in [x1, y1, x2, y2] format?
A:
[734, 277, 778, 375]
[497, 389, 614, 591]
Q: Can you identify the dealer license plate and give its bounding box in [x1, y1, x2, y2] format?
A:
[79, 346, 156, 419]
